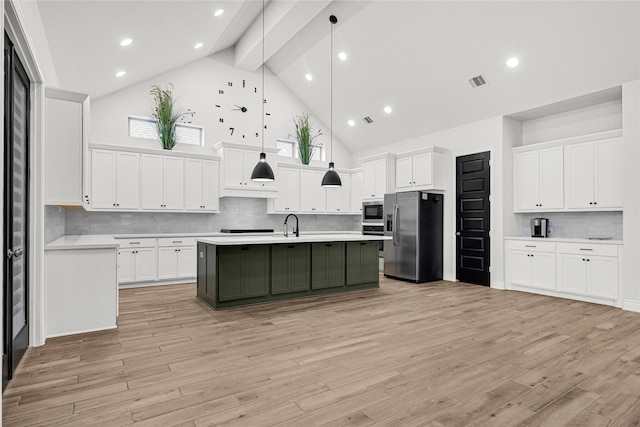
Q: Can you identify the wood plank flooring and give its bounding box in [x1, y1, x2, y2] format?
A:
[3, 277, 640, 426]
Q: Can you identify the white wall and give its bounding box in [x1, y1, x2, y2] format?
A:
[91, 49, 353, 168]
[353, 116, 507, 287]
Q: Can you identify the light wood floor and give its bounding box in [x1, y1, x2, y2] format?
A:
[3, 277, 640, 426]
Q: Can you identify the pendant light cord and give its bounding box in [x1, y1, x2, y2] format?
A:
[261, 0, 265, 153]
[330, 15, 333, 163]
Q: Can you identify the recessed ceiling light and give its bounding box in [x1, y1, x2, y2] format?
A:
[194, 42, 204, 49]
[214, 9, 224, 17]
[305, 73, 313, 81]
[347, 120, 355, 126]
[506, 57, 519, 68]
[384, 106, 392, 114]
[120, 38, 132, 47]
[115, 70, 126, 78]
[338, 52, 347, 61]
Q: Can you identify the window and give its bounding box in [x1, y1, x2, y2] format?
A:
[276, 138, 324, 161]
[128, 116, 204, 146]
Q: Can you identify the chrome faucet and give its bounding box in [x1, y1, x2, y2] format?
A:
[284, 214, 300, 237]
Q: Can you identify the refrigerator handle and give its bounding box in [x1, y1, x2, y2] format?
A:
[393, 204, 400, 246]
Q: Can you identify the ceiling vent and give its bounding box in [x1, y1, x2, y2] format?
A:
[468, 74, 487, 88]
[362, 116, 374, 124]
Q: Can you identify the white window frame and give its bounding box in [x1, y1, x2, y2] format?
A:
[128, 115, 204, 147]
[276, 138, 325, 162]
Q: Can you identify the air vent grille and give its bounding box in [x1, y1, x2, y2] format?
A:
[362, 116, 374, 124]
[468, 74, 487, 88]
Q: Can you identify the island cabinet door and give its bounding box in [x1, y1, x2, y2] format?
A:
[271, 244, 310, 294]
[346, 241, 379, 285]
[243, 246, 270, 298]
[311, 243, 345, 289]
[218, 246, 270, 301]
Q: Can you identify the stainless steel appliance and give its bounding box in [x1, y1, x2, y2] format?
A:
[384, 192, 443, 283]
[530, 218, 549, 238]
[362, 201, 384, 224]
[362, 224, 384, 256]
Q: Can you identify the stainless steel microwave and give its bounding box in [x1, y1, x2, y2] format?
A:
[362, 201, 384, 224]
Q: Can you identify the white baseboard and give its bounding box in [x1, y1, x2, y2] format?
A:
[491, 280, 506, 290]
[622, 299, 640, 313]
[119, 279, 195, 289]
[45, 324, 117, 340]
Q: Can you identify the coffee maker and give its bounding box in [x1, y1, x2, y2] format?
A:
[530, 218, 549, 238]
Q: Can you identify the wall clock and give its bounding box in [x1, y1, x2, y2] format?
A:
[215, 79, 270, 140]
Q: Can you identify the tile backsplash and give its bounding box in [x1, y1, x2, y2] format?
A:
[521, 212, 623, 240]
[64, 197, 361, 235]
[44, 206, 66, 243]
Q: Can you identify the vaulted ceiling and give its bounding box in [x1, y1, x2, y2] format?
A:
[37, 1, 640, 152]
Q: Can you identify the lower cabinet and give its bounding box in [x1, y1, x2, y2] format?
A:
[271, 244, 310, 294]
[157, 238, 197, 280]
[311, 242, 346, 289]
[218, 245, 270, 301]
[118, 246, 157, 283]
[346, 241, 379, 285]
[557, 243, 619, 300]
[505, 245, 555, 291]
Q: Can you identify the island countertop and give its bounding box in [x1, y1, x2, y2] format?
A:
[197, 233, 391, 246]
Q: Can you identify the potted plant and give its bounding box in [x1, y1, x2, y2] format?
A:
[292, 113, 322, 165]
[149, 83, 194, 150]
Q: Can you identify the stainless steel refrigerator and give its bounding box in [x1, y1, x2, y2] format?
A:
[383, 191, 443, 283]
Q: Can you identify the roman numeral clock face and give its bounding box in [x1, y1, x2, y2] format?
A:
[215, 79, 270, 140]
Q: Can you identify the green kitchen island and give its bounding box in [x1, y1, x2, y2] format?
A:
[196, 234, 391, 310]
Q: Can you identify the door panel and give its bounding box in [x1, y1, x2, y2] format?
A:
[157, 247, 178, 280]
[539, 147, 564, 209]
[185, 158, 204, 210]
[396, 192, 418, 280]
[456, 152, 490, 286]
[91, 150, 117, 208]
[587, 256, 618, 299]
[140, 154, 164, 209]
[412, 153, 432, 187]
[395, 156, 413, 190]
[177, 246, 196, 278]
[594, 138, 622, 209]
[565, 142, 594, 209]
[163, 157, 184, 210]
[513, 151, 539, 210]
[134, 248, 157, 282]
[531, 252, 556, 290]
[508, 251, 531, 286]
[117, 249, 135, 283]
[557, 254, 587, 294]
[202, 160, 219, 211]
[116, 152, 140, 209]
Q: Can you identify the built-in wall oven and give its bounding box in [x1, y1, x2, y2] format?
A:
[362, 202, 384, 256]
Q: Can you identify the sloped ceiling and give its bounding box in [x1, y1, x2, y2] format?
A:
[37, 1, 640, 152]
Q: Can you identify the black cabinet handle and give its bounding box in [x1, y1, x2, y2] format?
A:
[360, 242, 367, 245]
[325, 244, 332, 247]
[241, 247, 249, 251]
[288, 245, 295, 249]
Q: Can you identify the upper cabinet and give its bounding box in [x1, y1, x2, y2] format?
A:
[326, 173, 351, 213]
[565, 137, 622, 210]
[214, 142, 278, 198]
[271, 167, 300, 213]
[44, 88, 90, 207]
[141, 155, 185, 210]
[185, 159, 220, 212]
[512, 131, 622, 213]
[513, 147, 563, 211]
[395, 147, 446, 192]
[350, 170, 363, 214]
[299, 170, 327, 213]
[361, 153, 395, 200]
[91, 149, 140, 210]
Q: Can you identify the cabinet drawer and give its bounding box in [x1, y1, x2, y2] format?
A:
[158, 237, 196, 247]
[117, 238, 157, 248]
[556, 242, 619, 257]
[505, 240, 555, 253]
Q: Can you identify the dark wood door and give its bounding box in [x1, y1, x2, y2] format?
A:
[456, 152, 490, 286]
[3, 32, 31, 389]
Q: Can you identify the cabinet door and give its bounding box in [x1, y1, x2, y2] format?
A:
[177, 246, 197, 278]
[346, 241, 378, 285]
[117, 249, 135, 283]
[223, 148, 245, 188]
[135, 247, 157, 282]
[587, 256, 618, 299]
[326, 175, 349, 213]
[531, 252, 556, 290]
[274, 168, 300, 212]
[557, 254, 587, 294]
[312, 243, 345, 289]
[218, 247, 245, 301]
[395, 156, 413, 190]
[362, 161, 377, 199]
[594, 138, 622, 209]
[539, 147, 564, 209]
[163, 157, 185, 210]
[373, 159, 387, 198]
[507, 250, 532, 286]
[513, 151, 540, 211]
[350, 172, 363, 213]
[243, 246, 270, 298]
[412, 153, 433, 187]
[157, 247, 178, 280]
[300, 170, 325, 212]
[141, 154, 164, 209]
[272, 244, 310, 294]
[202, 160, 220, 211]
[91, 149, 117, 209]
[244, 152, 277, 190]
[565, 142, 594, 209]
[185, 159, 204, 210]
[116, 152, 140, 209]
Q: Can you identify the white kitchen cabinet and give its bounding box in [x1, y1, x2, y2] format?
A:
[185, 158, 219, 211]
[505, 240, 556, 291]
[299, 170, 326, 213]
[350, 170, 363, 214]
[141, 154, 185, 210]
[157, 238, 197, 280]
[118, 247, 157, 283]
[215, 142, 278, 198]
[513, 147, 563, 211]
[271, 167, 300, 212]
[361, 153, 395, 200]
[564, 137, 622, 210]
[395, 148, 446, 192]
[44, 89, 89, 206]
[91, 149, 140, 209]
[326, 173, 350, 213]
[556, 242, 619, 300]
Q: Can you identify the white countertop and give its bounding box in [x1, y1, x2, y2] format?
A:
[112, 231, 362, 239]
[45, 235, 120, 251]
[505, 236, 622, 245]
[198, 233, 391, 246]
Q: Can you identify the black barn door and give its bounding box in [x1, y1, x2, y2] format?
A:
[456, 152, 490, 286]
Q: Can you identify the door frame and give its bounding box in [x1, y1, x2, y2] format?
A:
[4, 2, 47, 349]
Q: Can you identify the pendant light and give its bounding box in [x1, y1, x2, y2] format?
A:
[251, 0, 275, 182]
[321, 14, 342, 187]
